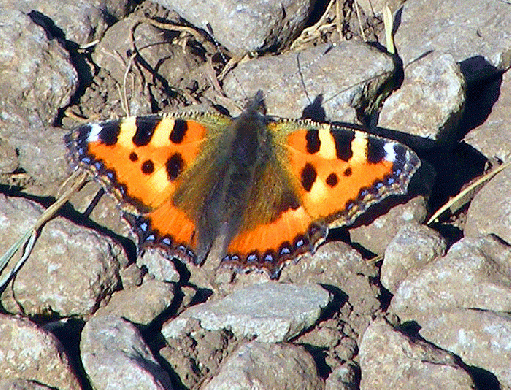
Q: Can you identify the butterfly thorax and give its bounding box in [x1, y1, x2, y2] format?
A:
[175, 105, 275, 262]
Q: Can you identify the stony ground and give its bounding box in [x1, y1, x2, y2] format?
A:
[0, 0, 511, 389]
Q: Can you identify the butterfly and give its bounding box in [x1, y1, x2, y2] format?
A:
[65, 91, 420, 278]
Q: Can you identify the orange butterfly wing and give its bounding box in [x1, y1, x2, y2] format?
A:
[223, 120, 420, 276]
[283, 124, 420, 225]
[66, 114, 229, 256]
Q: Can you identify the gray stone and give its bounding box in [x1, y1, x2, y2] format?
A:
[465, 165, 511, 244]
[223, 42, 395, 123]
[161, 320, 240, 390]
[281, 241, 381, 338]
[155, 0, 316, 55]
[202, 341, 323, 390]
[137, 249, 180, 283]
[359, 319, 475, 390]
[92, 16, 175, 116]
[68, 180, 133, 241]
[6, 0, 133, 46]
[119, 263, 144, 289]
[382, 222, 446, 293]
[0, 139, 18, 175]
[81, 315, 173, 390]
[356, 0, 401, 17]
[391, 236, 511, 316]
[405, 309, 511, 388]
[0, 9, 77, 125]
[0, 314, 81, 389]
[0, 9, 75, 194]
[394, 0, 511, 80]
[94, 280, 175, 326]
[0, 380, 53, 390]
[350, 196, 429, 255]
[325, 363, 359, 390]
[162, 282, 331, 343]
[0, 195, 126, 317]
[296, 317, 358, 366]
[378, 52, 465, 147]
[465, 72, 511, 163]
[0, 121, 69, 194]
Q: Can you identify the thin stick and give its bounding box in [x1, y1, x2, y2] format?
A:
[0, 171, 88, 290]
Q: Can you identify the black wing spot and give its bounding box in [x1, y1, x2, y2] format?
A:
[331, 129, 354, 161]
[129, 152, 138, 162]
[133, 117, 158, 146]
[367, 138, 387, 164]
[326, 173, 338, 187]
[343, 167, 352, 176]
[166, 153, 184, 181]
[170, 119, 187, 144]
[141, 159, 155, 174]
[392, 144, 408, 169]
[301, 163, 317, 192]
[305, 129, 320, 154]
[98, 121, 121, 146]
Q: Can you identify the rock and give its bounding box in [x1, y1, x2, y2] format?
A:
[137, 249, 180, 283]
[155, 0, 315, 55]
[0, 139, 18, 174]
[465, 72, 511, 163]
[378, 52, 465, 147]
[390, 235, 511, 316]
[297, 322, 347, 350]
[0, 379, 54, 390]
[80, 315, 173, 390]
[280, 241, 381, 338]
[201, 341, 323, 390]
[119, 263, 144, 289]
[394, 0, 511, 81]
[0, 314, 81, 390]
[296, 317, 359, 367]
[162, 282, 331, 343]
[223, 42, 395, 123]
[0, 8, 76, 193]
[465, 165, 511, 244]
[0, 195, 126, 317]
[382, 222, 446, 293]
[0, 9, 77, 125]
[325, 363, 359, 390]
[359, 319, 475, 390]
[94, 280, 175, 326]
[92, 13, 204, 117]
[350, 196, 429, 255]
[160, 321, 240, 389]
[10, 0, 133, 46]
[356, 0, 401, 17]
[0, 121, 69, 194]
[404, 309, 511, 388]
[67, 180, 133, 240]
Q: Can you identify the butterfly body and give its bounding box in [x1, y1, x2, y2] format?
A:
[66, 94, 420, 277]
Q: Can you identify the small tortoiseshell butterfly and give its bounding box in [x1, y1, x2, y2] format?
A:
[65, 91, 420, 278]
